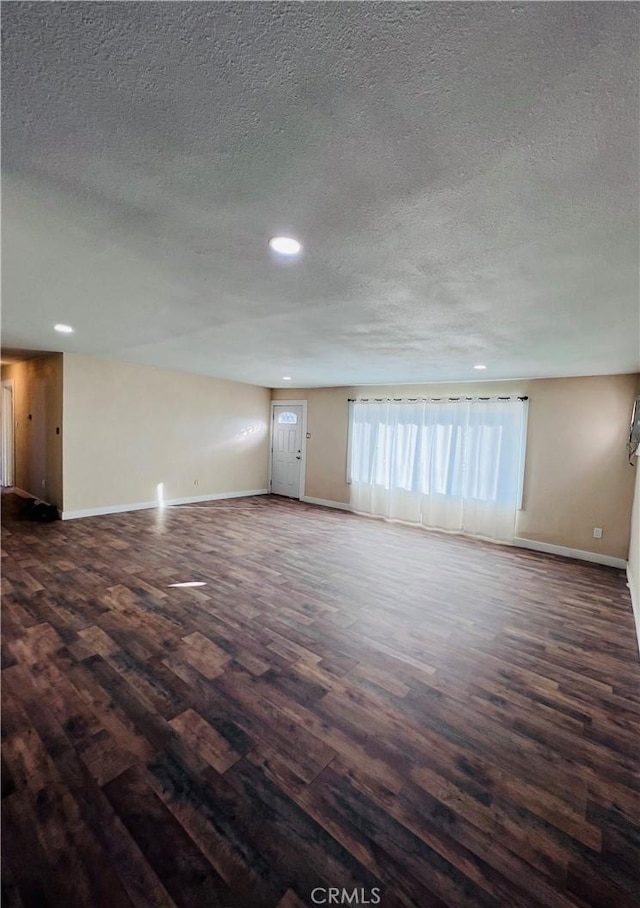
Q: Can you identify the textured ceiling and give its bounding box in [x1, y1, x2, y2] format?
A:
[2, 2, 639, 388]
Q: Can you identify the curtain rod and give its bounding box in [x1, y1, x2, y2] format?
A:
[347, 396, 528, 402]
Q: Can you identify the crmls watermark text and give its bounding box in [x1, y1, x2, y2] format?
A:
[310, 888, 382, 905]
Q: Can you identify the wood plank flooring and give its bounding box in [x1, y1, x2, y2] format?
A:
[2, 492, 639, 907]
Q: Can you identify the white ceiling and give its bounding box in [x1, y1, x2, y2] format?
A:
[2, 2, 639, 388]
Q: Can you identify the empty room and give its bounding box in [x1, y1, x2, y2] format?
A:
[1, 3, 639, 908]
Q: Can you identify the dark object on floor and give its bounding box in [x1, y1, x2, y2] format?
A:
[24, 498, 59, 522]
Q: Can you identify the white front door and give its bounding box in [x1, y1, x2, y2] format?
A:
[271, 404, 303, 498]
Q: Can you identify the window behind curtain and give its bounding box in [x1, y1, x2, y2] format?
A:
[348, 398, 528, 541]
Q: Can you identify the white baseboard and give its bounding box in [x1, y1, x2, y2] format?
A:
[297, 499, 628, 570]
[10, 487, 34, 499]
[627, 565, 640, 656]
[513, 537, 627, 570]
[162, 488, 269, 508]
[61, 489, 269, 521]
[301, 496, 353, 511]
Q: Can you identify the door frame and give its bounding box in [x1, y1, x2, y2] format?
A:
[1, 378, 15, 488]
[269, 399, 308, 500]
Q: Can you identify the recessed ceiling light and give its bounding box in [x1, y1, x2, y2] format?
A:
[474, 364, 487, 370]
[282, 376, 293, 381]
[269, 236, 302, 256]
[54, 323, 74, 334]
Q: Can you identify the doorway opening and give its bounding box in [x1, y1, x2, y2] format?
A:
[1, 380, 15, 488]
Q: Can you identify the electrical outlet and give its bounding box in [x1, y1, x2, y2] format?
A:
[593, 527, 603, 539]
[194, 479, 199, 487]
[41, 479, 46, 489]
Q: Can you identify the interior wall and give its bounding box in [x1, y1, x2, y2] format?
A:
[1, 355, 63, 508]
[627, 457, 640, 650]
[273, 373, 640, 561]
[63, 354, 270, 515]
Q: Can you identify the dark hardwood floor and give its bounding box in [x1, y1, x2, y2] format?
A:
[2, 492, 639, 908]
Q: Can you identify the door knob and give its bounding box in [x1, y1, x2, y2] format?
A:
[296, 455, 301, 460]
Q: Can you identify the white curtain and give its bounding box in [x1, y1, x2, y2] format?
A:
[349, 398, 527, 542]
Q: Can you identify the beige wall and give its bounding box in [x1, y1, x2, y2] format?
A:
[63, 354, 270, 515]
[274, 373, 640, 561]
[1, 355, 63, 508]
